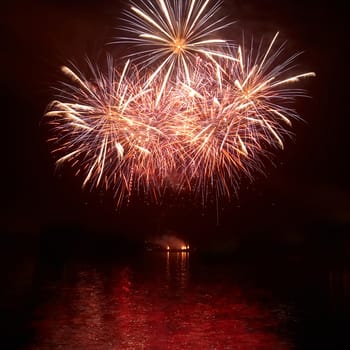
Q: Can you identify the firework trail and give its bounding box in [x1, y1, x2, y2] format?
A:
[45, 0, 315, 207]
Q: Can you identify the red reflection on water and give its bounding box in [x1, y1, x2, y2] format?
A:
[31, 254, 292, 349]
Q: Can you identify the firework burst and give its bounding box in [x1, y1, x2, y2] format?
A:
[45, 0, 315, 208]
[46, 58, 167, 205]
[116, 0, 233, 86]
[171, 34, 315, 203]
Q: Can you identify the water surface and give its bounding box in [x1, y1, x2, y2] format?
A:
[3, 247, 349, 349]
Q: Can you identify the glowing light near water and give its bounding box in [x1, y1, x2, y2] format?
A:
[146, 235, 189, 251]
[45, 0, 315, 207]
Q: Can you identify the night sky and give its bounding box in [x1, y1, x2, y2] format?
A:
[3, 0, 349, 246]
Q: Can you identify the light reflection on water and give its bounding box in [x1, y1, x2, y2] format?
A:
[30, 253, 293, 349]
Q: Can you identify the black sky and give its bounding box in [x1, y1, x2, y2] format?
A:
[3, 0, 349, 241]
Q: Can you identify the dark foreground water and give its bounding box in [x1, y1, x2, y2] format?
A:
[1, 240, 350, 350]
